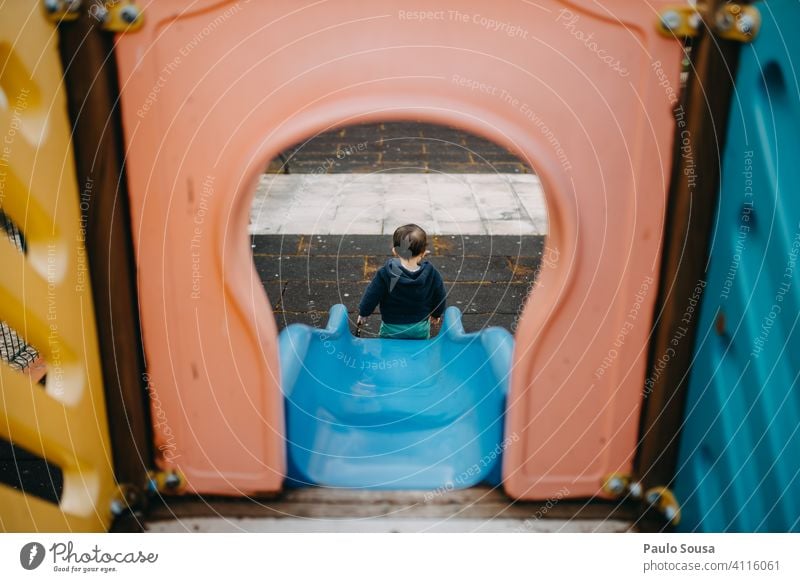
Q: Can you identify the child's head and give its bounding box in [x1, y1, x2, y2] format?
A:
[392, 224, 427, 259]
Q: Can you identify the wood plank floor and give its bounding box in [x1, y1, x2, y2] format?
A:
[138, 487, 638, 533]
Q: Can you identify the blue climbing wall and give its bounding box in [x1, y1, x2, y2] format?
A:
[674, 0, 800, 532]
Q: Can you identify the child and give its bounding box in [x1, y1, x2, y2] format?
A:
[357, 224, 446, 339]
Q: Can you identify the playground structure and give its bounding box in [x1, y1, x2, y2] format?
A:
[0, 0, 797, 532]
[115, 0, 681, 500]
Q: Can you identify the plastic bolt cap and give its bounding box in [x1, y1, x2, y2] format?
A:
[661, 11, 682, 31]
[737, 14, 755, 35]
[110, 499, 126, 516]
[715, 11, 734, 31]
[664, 505, 678, 521]
[120, 5, 139, 23]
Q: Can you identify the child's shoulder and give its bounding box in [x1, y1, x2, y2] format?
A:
[380, 257, 399, 271]
[423, 259, 443, 277]
[377, 257, 401, 278]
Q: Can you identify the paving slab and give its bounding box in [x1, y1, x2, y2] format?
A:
[254, 255, 367, 283]
[280, 281, 367, 313]
[250, 173, 547, 236]
[445, 282, 529, 314]
[432, 234, 545, 257]
[432, 256, 515, 282]
[265, 122, 534, 174]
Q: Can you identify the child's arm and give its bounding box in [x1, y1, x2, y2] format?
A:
[430, 269, 446, 322]
[358, 270, 386, 323]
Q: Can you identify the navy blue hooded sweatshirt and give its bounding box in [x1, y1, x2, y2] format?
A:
[358, 258, 446, 324]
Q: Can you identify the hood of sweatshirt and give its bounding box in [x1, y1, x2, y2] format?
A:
[383, 258, 434, 290]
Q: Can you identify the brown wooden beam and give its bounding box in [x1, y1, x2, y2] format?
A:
[637, 2, 744, 530]
[136, 487, 639, 524]
[57, 14, 152, 499]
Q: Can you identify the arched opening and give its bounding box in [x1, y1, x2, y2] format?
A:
[253, 121, 548, 334]
[250, 120, 549, 488]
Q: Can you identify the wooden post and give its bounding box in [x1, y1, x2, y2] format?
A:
[57, 14, 152, 504]
[637, 1, 744, 530]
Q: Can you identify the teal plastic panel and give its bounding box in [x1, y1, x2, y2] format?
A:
[674, 0, 800, 532]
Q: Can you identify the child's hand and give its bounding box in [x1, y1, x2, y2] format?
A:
[357, 315, 367, 326]
[430, 316, 442, 337]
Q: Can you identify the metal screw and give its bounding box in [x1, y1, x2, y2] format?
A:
[43, 0, 61, 13]
[110, 498, 126, 516]
[146, 477, 158, 494]
[737, 14, 756, 35]
[660, 10, 682, 32]
[120, 5, 140, 24]
[88, 3, 110, 23]
[164, 473, 181, 489]
[64, 0, 82, 12]
[715, 10, 734, 31]
[687, 12, 702, 30]
[607, 476, 625, 495]
[629, 481, 643, 499]
[664, 505, 678, 522]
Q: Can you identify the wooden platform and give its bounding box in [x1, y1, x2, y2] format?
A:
[137, 487, 637, 533]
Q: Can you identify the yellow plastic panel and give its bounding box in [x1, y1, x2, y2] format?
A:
[0, 5, 116, 532]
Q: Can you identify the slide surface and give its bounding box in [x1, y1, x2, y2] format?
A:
[279, 305, 513, 489]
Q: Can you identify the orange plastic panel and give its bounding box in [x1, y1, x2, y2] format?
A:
[115, 0, 682, 496]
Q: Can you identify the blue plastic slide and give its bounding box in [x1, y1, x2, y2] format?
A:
[279, 304, 513, 489]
